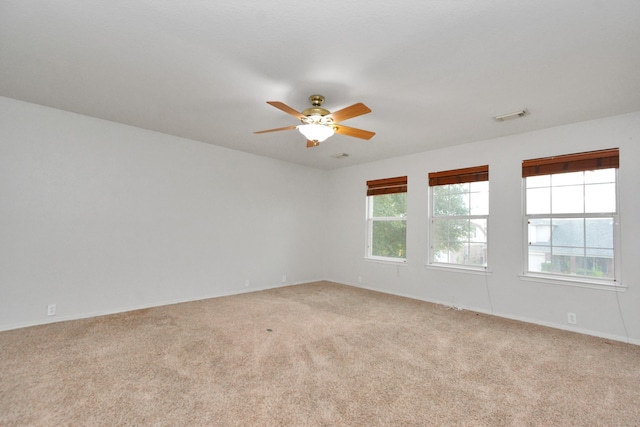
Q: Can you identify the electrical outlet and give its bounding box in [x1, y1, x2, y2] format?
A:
[567, 312, 577, 324]
[281, 275, 287, 283]
[47, 304, 56, 316]
[358, 276, 362, 284]
[245, 279, 250, 287]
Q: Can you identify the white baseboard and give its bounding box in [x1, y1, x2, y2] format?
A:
[338, 280, 639, 346]
[3, 278, 637, 347]
[0, 280, 322, 332]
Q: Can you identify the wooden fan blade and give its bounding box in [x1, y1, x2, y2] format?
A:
[307, 140, 320, 148]
[266, 101, 306, 120]
[253, 125, 298, 134]
[333, 124, 376, 140]
[328, 103, 371, 123]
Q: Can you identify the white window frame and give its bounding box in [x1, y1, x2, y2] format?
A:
[427, 166, 489, 271]
[428, 183, 489, 270]
[522, 155, 621, 288]
[365, 193, 407, 263]
[365, 176, 408, 263]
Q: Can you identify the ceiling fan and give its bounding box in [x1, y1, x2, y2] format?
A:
[254, 95, 375, 148]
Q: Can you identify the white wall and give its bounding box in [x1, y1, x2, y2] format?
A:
[0, 97, 327, 330]
[326, 111, 640, 344]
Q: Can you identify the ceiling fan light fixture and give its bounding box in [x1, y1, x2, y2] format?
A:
[254, 95, 374, 147]
[297, 124, 335, 142]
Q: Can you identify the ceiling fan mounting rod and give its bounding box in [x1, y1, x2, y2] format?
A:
[308, 95, 325, 107]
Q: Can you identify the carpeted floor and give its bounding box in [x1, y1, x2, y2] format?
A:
[1, 281, 639, 426]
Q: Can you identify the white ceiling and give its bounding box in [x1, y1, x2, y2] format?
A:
[1, 1, 639, 170]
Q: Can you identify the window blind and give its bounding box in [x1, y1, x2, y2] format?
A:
[428, 165, 489, 186]
[522, 148, 619, 178]
[366, 176, 408, 196]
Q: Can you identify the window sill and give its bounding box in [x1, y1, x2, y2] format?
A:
[426, 263, 491, 275]
[518, 273, 625, 292]
[364, 257, 408, 266]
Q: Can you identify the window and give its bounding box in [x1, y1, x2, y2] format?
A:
[523, 148, 619, 283]
[366, 176, 407, 261]
[428, 166, 489, 268]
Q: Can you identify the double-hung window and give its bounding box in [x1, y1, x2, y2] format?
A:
[366, 176, 407, 262]
[428, 166, 489, 268]
[523, 148, 619, 283]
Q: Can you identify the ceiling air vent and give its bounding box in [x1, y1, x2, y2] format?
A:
[493, 109, 528, 121]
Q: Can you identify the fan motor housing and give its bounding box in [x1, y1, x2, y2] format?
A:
[302, 107, 331, 116]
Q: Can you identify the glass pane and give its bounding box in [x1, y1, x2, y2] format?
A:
[468, 242, 487, 266]
[433, 184, 469, 216]
[552, 171, 584, 186]
[469, 188, 489, 215]
[458, 193, 470, 215]
[372, 193, 407, 218]
[528, 245, 550, 272]
[432, 218, 448, 248]
[552, 218, 584, 248]
[585, 183, 616, 213]
[552, 185, 583, 214]
[470, 181, 488, 193]
[449, 183, 469, 195]
[432, 186, 449, 216]
[456, 242, 471, 265]
[528, 218, 551, 244]
[433, 218, 468, 259]
[433, 248, 451, 263]
[434, 242, 470, 265]
[526, 187, 550, 214]
[433, 219, 451, 263]
[551, 253, 581, 275]
[527, 184, 616, 280]
[372, 220, 406, 258]
[585, 255, 614, 279]
[526, 175, 550, 189]
[470, 219, 487, 243]
[586, 247, 614, 258]
[433, 219, 487, 266]
[584, 168, 615, 184]
[586, 218, 614, 249]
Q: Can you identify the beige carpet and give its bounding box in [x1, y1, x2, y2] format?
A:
[1, 281, 639, 426]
